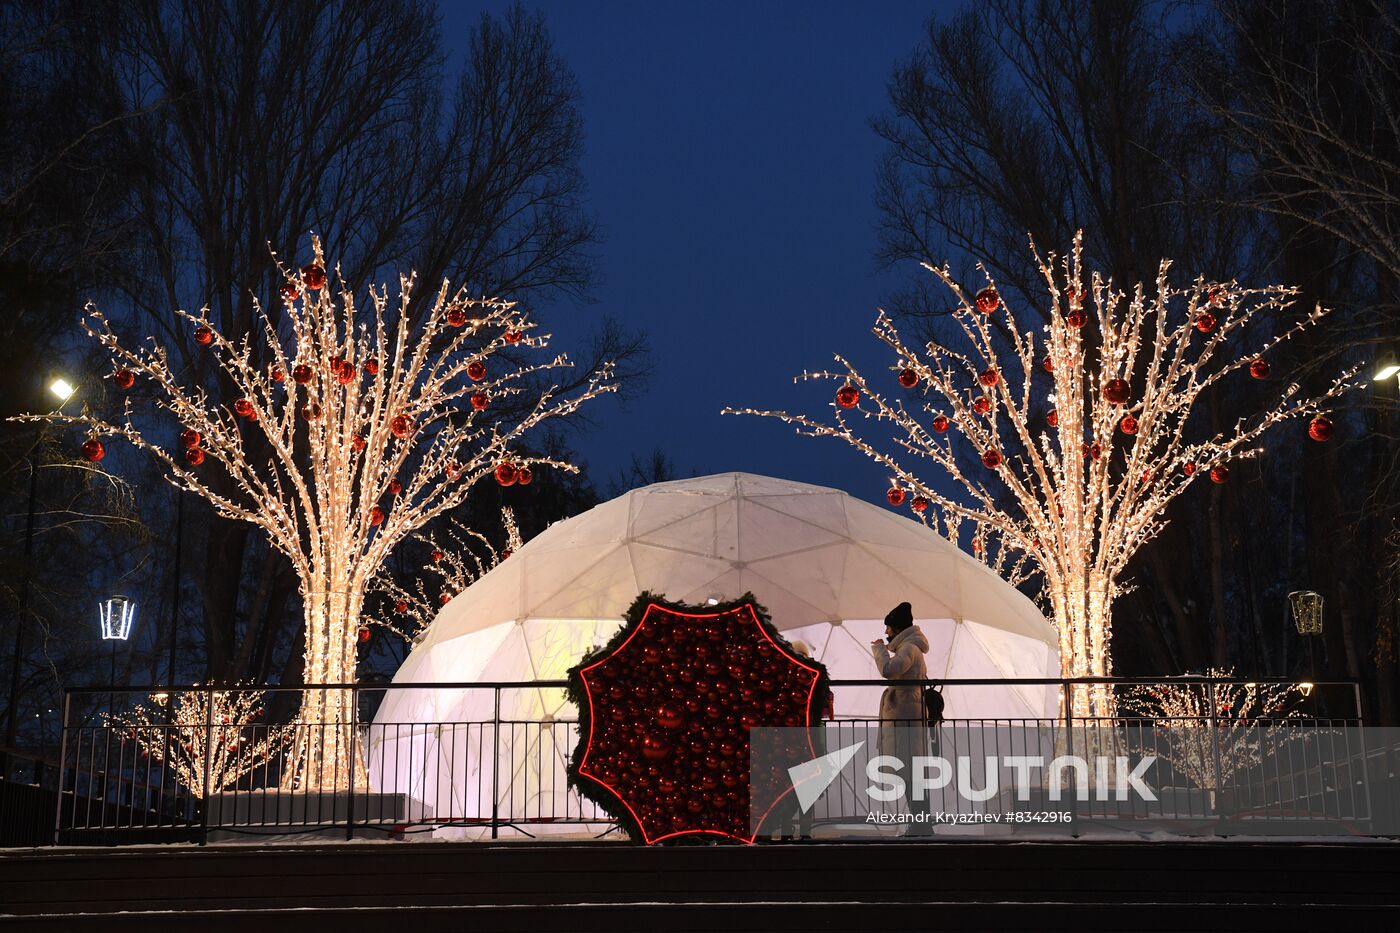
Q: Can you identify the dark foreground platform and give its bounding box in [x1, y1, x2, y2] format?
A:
[1, 838, 1398, 931]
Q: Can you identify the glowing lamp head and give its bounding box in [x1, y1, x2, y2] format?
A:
[99, 595, 136, 641]
[1375, 353, 1400, 381]
[48, 377, 76, 403]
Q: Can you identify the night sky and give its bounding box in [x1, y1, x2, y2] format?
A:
[441, 1, 946, 503]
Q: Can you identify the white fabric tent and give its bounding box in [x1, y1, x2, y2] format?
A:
[369, 472, 1059, 832]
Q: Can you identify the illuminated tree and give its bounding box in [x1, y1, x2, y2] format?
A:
[20, 236, 615, 787]
[728, 235, 1354, 718]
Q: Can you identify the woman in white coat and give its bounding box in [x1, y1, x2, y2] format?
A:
[871, 601, 933, 834]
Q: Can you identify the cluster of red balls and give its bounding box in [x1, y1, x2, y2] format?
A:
[578, 605, 818, 841]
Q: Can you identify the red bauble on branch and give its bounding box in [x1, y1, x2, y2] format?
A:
[389, 479, 402, 495]
[364, 357, 380, 376]
[974, 287, 1000, 313]
[467, 360, 487, 381]
[835, 385, 859, 409]
[357, 626, 372, 643]
[431, 549, 444, 563]
[291, 364, 312, 385]
[1182, 462, 1196, 476]
[1046, 409, 1059, 429]
[516, 467, 533, 486]
[301, 264, 327, 290]
[1195, 312, 1216, 333]
[897, 368, 918, 388]
[1104, 378, 1130, 404]
[1249, 358, 1270, 380]
[931, 414, 950, 433]
[390, 415, 413, 439]
[886, 487, 906, 507]
[233, 398, 255, 419]
[336, 361, 356, 385]
[369, 506, 384, 526]
[180, 429, 201, 449]
[911, 496, 928, 513]
[1308, 415, 1334, 442]
[270, 366, 286, 383]
[447, 307, 468, 328]
[185, 447, 205, 466]
[978, 367, 999, 388]
[1118, 414, 1138, 435]
[981, 449, 1003, 469]
[113, 369, 135, 390]
[504, 330, 523, 344]
[194, 325, 213, 346]
[494, 462, 518, 486]
[1041, 355, 1053, 373]
[972, 396, 992, 415]
[351, 435, 366, 452]
[279, 283, 299, 302]
[1210, 465, 1230, 484]
[80, 438, 105, 462]
[470, 392, 488, 411]
[394, 600, 409, 614]
[1067, 311, 1087, 329]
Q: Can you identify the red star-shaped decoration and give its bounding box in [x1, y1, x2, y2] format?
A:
[575, 600, 821, 843]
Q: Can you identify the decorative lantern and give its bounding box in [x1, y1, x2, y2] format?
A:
[100, 595, 136, 641]
[1288, 590, 1323, 635]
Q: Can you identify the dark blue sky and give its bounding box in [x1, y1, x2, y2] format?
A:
[441, 1, 950, 504]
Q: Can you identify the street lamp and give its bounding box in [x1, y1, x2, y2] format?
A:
[1375, 351, 1400, 383]
[101, 596, 136, 715]
[2, 373, 76, 780]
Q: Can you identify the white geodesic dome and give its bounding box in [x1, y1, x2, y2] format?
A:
[368, 472, 1059, 833]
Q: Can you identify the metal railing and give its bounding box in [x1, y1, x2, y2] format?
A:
[46, 677, 1387, 844]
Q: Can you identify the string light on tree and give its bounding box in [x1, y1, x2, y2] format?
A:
[725, 233, 1355, 718]
[18, 236, 615, 788]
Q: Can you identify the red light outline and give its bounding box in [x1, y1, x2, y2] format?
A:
[574, 601, 825, 845]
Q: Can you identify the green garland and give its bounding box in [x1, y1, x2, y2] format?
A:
[565, 591, 833, 844]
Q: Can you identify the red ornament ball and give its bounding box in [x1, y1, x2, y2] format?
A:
[911, 496, 928, 513]
[886, 487, 906, 507]
[504, 330, 523, 344]
[1067, 311, 1087, 330]
[185, 447, 205, 466]
[1066, 286, 1084, 308]
[982, 449, 1003, 469]
[973, 396, 992, 415]
[1195, 312, 1216, 333]
[1210, 465, 1230, 484]
[390, 415, 413, 439]
[1208, 287, 1225, 308]
[357, 626, 372, 643]
[301, 264, 327, 290]
[931, 414, 950, 433]
[1183, 461, 1196, 476]
[1089, 443, 1102, 460]
[1046, 409, 1059, 428]
[113, 369, 135, 390]
[470, 391, 489, 411]
[292, 364, 313, 385]
[1104, 378, 1130, 404]
[516, 466, 533, 486]
[978, 367, 1000, 388]
[835, 385, 859, 409]
[233, 398, 255, 418]
[447, 307, 468, 328]
[80, 438, 105, 462]
[974, 287, 1000, 313]
[299, 402, 321, 421]
[1119, 414, 1139, 435]
[352, 434, 366, 452]
[279, 283, 299, 302]
[446, 461, 462, 481]
[1249, 358, 1270, 380]
[431, 549, 444, 563]
[364, 357, 380, 376]
[394, 600, 409, 614]
[898, 368, 919, 388]
[369, 506, 384, 526]
[270, 366, 286, 383]
[337, 361, 356, 384]
[194, 325, 213, 346]
[1041, 355, 1054, 374]
[389, 479, 402, 495]
[180, 429, 201, 449]
[495, 462, 518, 486]
[440, 592, 452, 606]
[1308, 415, 1334, 442]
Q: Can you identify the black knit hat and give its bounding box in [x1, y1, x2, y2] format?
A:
[884, 601, 913, 632]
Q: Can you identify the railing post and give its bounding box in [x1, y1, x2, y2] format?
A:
[346, 683, 356, 841]
[52, 690, 71, 845]
[1063, 679, 1077, 837]
[1207, 680, 1225, 826]
[491, 686, 501, 840]
[200, 684, 214, 845]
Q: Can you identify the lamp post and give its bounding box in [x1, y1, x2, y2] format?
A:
[2, 376, 76, 780]
[1289, 590, 1324, 686]
[100, 596, 136, 715]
